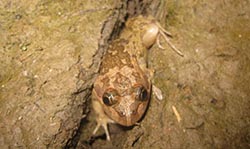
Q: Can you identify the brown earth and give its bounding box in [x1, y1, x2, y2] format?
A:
[78, 0, 250, 148]
[0, 0, 124, 148]
[0, 0, 249, 149]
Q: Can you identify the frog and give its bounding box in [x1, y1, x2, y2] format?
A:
[91, 15, 183, 141]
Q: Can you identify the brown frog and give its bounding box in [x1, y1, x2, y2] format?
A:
[91, 15, 183, 141]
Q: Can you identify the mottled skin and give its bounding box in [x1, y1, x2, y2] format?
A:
[92, 15, 181, 141]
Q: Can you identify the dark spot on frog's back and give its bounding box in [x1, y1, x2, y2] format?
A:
[101, 39, 133, 73]
[101, 77, 110, 86]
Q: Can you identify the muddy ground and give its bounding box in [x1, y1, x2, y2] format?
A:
[0, 0, 249, 148]
[78, 0, 250, 148]
[0, 0, 123, 148]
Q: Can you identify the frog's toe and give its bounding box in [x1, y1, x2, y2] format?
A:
[158, 29, 184, 57]
[102, 123, 111, 141]
[92, 123, 101, 136]
[156, 34, 165, 49]
[92, 122, 111, 141]
[153, 85, 163, 100]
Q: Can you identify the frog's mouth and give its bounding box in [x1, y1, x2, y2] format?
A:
[104, 96, 149, 126]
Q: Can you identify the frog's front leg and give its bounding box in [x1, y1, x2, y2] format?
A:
[92, 92, 114, 141]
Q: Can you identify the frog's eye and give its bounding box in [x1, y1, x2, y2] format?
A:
[136, 86, 148, 101]
[102, 90, 118, 106]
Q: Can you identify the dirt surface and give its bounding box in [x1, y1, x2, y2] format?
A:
[0, 0, 124, 148]
[0, 0, 249, 148]
[78, 0, 250, 149]
[142, 1, 250, 148]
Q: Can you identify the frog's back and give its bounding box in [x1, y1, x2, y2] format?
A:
[100, 39, 134, 74]
[100, 16, 151, 74]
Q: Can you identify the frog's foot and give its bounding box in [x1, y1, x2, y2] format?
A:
[92, 100, 114, 141]
[155, 22, 184, 57]
[92, 120, 112, 141]
[144, 69, 163, 100]
[153, 85, 163, 100]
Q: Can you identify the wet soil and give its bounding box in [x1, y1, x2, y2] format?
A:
[0, 0, 249, 148]
[142, 1, 250, 148]
[78, 0, 250, 148]
[0, 0, 122, 148]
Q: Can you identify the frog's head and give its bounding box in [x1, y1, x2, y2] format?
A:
[101, 83, 150, 126]
[93, 67, 151, 126]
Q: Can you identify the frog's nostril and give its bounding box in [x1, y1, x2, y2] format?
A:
[119, 109, 136, 117]
[119, 111, 126, 117]
[132, 110, 137, 115]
